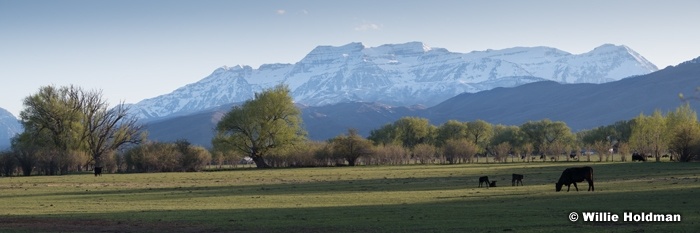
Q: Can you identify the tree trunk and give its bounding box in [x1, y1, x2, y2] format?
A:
[347, 157, 357, 166]
[251, 154, 270, 168]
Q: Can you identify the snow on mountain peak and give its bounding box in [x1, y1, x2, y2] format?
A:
[0, 107, 22, 149]
[372, 41, 432, 54]
[128, 42, 659, 120]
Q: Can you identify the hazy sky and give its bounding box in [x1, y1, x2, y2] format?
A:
[2, 0, 699, 117]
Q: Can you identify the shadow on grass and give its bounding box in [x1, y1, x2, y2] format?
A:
[4, 187, 699, 233]
[3, 162, 698, 202]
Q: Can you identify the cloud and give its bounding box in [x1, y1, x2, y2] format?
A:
[276, 9, 286, 15]
[354, 22, 382, 31]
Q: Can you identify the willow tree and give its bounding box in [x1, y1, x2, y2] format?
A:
[17, 85, 143, 175]
[666, 104, 700, 162]
[393, 117, 435, 149]
[435, 120, 468, 147]
[213, 85, 306, 168]
[630, 111, 667, 162]
[520, 119, 573, 158]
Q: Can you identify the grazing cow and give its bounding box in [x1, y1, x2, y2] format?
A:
[555, 166, 594, 192]
[479, 176, 490, 188]
[512, 174, 524, 186]
[94, 167, 103, 177]
[632, 152, 646, 162]
[489, 181, 497, 187]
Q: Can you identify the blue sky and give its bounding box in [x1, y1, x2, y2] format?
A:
[2, 0, 700, 117]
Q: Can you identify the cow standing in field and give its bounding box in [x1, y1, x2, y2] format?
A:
[94, 167, 103, 176]
[512, 174, 524, 186]
[555, 166, 594, 192]
[632, 152, 646, 162]
[479, 176, 490, 188]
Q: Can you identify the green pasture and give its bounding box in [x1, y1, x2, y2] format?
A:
[1, 162, 698, 232]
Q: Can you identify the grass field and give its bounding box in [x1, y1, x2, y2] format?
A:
[1, 161, 698, 233]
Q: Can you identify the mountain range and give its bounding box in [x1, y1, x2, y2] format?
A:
[0, 42, 679, 149]
[0, 108, 22, 150]
[143, 56, 700, 147]
[127, 42, 658, 120]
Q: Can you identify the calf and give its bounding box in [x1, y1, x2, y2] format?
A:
[512, 174, 524, 186]
[478, 176, 490, 188]
[489, 181, 497, 187]
[94, 167, 103, 177]
[555, 166, 594, 192]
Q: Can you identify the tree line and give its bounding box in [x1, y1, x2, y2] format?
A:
[2, 85, 699, 176]
[210, 85, 700, 168]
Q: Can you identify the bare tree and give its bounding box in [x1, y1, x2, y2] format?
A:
[82, 98, 144, 168]
[413, 143, 437, 164]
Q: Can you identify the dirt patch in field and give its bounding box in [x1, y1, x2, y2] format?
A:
[0, 217, 228, 233]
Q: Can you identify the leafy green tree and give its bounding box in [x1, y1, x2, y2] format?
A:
[630, 111, 667, 162]
[520, 119, 573, 157]
[669, 127, 700, 162]
[393, 117, 435, 149]
[330, 129, 373, 166]
[491, 125, 525, 153]
[18, 86, 83, 174]
[579, 120, 634, 147]
[666, 104, 700, 162]
[17, 85, 142, 175]
[10, 133, 43, 175]
[466, 120, 493, 152]
[213, 85, 306, 168]
[368, 123, 398, 146]
[435, 120, 468, 147]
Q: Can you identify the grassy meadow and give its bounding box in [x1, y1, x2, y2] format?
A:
[0, 161, 698, 233]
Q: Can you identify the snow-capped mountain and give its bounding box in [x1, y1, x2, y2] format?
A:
[128, 42, 658, 120]
[0, 107, 22, 150]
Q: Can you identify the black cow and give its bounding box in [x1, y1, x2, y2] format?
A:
[479, 176, 490, 188]
[569, 152, 577, 160]
[94, 167, 103, 176]
[555, 166, 594, 192]
[489, 181, 497, 187]
[632, 152, 646, 162]
[512, 174, 524, 186]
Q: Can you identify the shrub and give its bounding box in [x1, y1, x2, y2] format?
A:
[0, 151, 17, 176]
[123, 142, 212, 173]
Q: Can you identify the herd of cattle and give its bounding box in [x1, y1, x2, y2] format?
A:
[478, 166, 594, 192]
